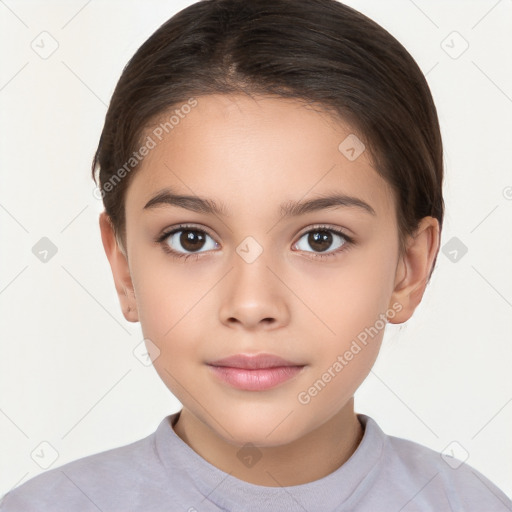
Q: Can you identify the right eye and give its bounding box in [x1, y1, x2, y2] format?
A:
[156, 224, 220, 260]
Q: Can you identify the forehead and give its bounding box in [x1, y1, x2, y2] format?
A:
[125, 93, 395, 219]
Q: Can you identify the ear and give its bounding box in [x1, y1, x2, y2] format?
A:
[99, 212, 139, 323]
[387, 216, 440, 324]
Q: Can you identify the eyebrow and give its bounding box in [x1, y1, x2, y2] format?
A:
[143, 188, 376, 218]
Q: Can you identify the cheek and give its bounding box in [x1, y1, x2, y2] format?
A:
[133, 265, 205, 393]
[130, 253, 217, 377]
[342, 231, 399, 312]
[297, 247, 396, 342]
[129, 250, 200, 338]
[297, 238, 397, 400]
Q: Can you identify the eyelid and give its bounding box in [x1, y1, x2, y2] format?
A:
[156, 223, 218, 243]
[295, 223, 353, 239]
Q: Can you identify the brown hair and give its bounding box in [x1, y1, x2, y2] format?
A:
[92, 0, 444, 278]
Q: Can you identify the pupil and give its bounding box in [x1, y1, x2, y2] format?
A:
[309, 231, 332, 252]
[181, 230, 205, 251]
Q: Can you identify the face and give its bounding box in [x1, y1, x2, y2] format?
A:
[106, 93, 426, 447]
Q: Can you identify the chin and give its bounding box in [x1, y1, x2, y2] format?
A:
[210, 410, 307, 448]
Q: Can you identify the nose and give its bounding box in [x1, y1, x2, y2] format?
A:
[218, 251, 290, 331]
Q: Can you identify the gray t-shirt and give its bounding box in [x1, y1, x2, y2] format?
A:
[1, 411, 511, 511]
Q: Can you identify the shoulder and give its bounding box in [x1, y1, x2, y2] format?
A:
[0, 427, 168, 512]
[382, 429, 512, 511]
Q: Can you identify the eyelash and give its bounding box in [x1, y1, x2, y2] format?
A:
[155, 223, 355, 262]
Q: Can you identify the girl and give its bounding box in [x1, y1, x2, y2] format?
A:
[2, 0, 510, 510]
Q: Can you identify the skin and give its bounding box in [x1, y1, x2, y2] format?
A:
[99, 93, 440, 487]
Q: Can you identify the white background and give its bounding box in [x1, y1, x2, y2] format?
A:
[1, 0, 511, 501]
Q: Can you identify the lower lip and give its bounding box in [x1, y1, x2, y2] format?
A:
[207, 365, 305, 391]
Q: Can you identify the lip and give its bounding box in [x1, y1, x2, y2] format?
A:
[207, 353, 306, 391]
[208, 353, 303, 369]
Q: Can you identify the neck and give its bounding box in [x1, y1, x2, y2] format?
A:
[173, 400, 364, 487]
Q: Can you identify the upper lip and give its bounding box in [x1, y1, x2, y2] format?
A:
[207, 353, 305, 370]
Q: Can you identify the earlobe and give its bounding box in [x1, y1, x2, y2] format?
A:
[387, 217, 440, 324]
[99, 212, 139, 323]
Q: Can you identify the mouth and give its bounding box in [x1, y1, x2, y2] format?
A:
[206, 353, 306, 391]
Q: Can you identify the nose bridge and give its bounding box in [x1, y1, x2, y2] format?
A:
[218, 234, 289, 329]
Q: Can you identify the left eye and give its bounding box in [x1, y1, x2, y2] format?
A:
[293, 228, 349, 254]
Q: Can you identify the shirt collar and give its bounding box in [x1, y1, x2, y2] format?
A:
[155, 411, 386, 511]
